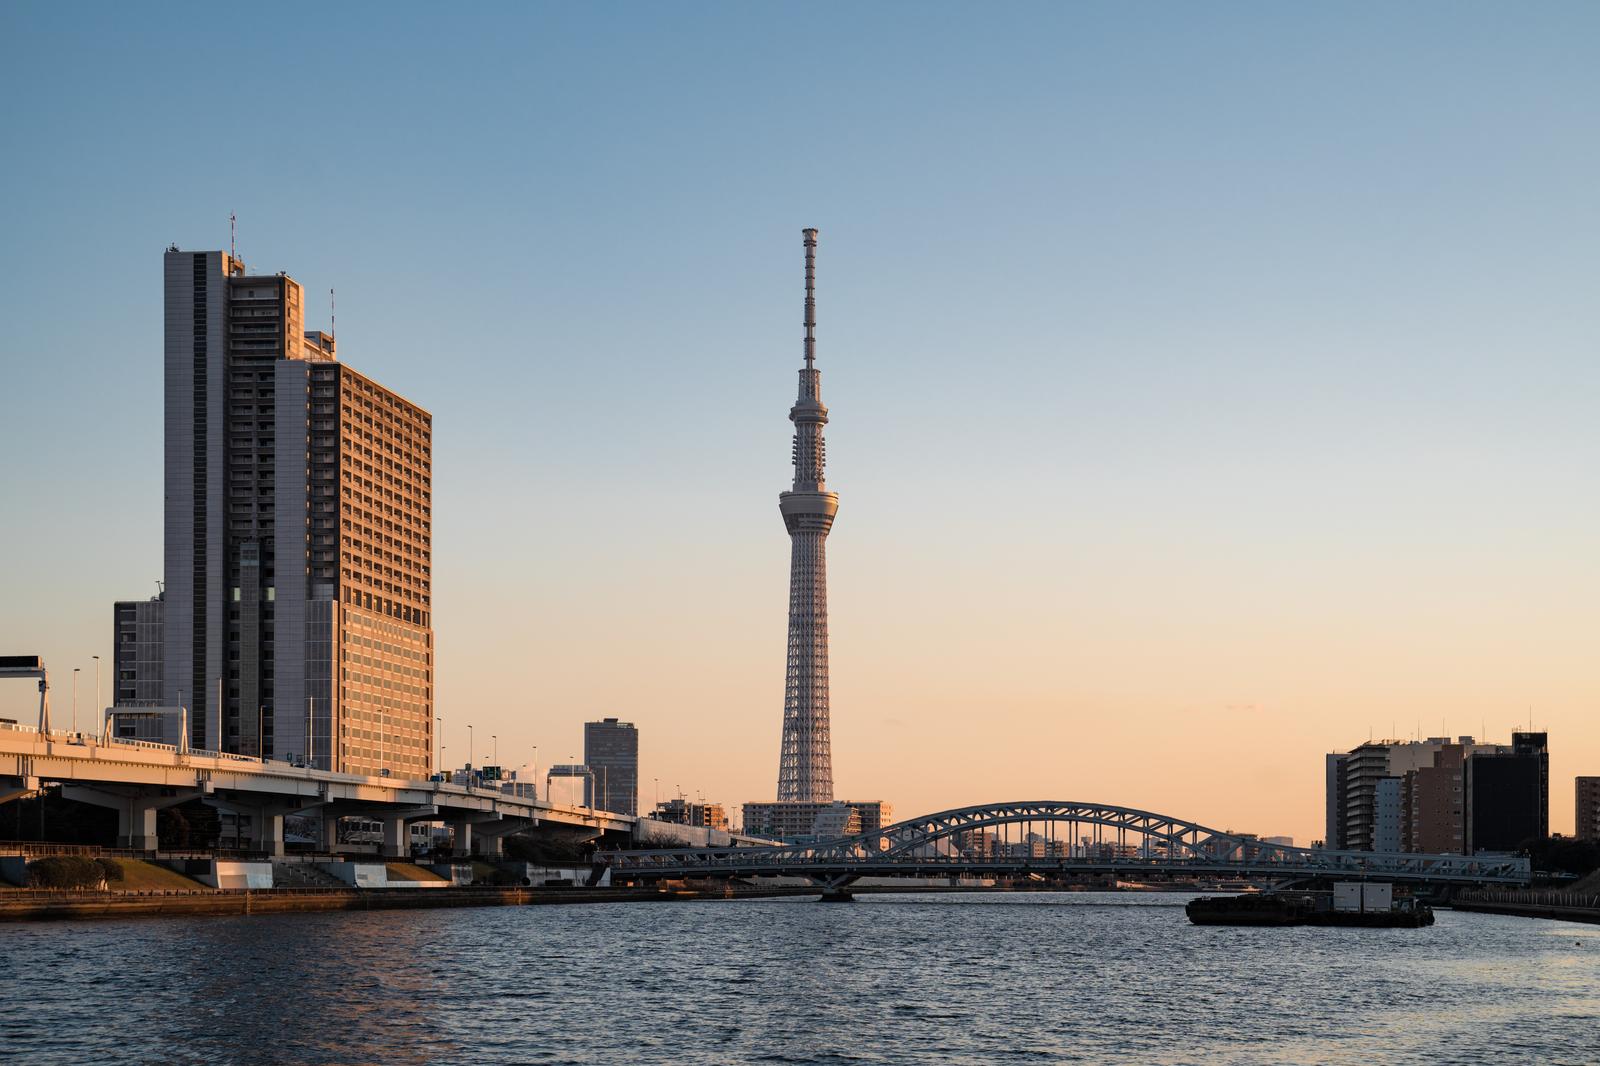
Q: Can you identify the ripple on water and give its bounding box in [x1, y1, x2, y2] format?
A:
[1, 894, 1597, 1065]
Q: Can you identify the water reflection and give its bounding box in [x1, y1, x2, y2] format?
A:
[1, 894, 1596, 1065]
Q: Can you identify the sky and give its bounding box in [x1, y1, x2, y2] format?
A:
[1, 3, 1597, 843]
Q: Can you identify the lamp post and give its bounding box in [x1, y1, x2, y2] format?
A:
[92, 655, 101, 738]
[467, 724, 474, 769]
[491, 734, 498, 767]
[72, 668, 80, 734]
[531, 746, 538, 800]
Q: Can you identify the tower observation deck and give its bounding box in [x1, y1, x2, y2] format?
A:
[776, 228, 838, 803]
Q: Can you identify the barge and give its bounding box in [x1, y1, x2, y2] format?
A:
[1187, 883, 1434, 928]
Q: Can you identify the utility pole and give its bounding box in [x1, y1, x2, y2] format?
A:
[72, 668, 79, 734]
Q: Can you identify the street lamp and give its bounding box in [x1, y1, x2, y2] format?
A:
[72, 668, 80, 734]
[436, 715, 443, 773]
[491, 734, 498, 767]
[467, 724, 474, 768]
[92, 655, 101, 739]
[531, 745, 538, 800]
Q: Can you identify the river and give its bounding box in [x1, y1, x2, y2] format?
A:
[1, 893, 1595, 1064]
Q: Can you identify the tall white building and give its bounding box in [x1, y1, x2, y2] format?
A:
[118, 247, 435, 776]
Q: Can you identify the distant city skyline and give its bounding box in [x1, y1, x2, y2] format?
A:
[3, 4, 1599, 844]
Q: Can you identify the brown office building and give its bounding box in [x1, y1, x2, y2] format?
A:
[1575, 777, 1600, 841]
[113, 248, 434, 779]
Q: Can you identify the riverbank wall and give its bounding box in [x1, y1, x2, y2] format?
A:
[1451, 888, 1600, 925]
[0, 883, 822, 922]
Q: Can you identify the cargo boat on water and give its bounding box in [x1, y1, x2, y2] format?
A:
[1187, 883, 1434, 928]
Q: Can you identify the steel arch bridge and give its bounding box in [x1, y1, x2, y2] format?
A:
[602, 801, 1531, 887]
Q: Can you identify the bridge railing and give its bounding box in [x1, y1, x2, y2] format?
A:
[599, 849, 1529, 882]
[102, 736, 181, 754]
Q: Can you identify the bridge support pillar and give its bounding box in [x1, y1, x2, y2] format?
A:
[122, 804, 159, 852]
[814, 874, 858, 903]
[253, 811, 287, 858]
[382, 817, 409, 859]
[61, 785, 199, 852]
[448, 819, 474, 858]
[468, 816, 533, 859]
[209, 798, 311, 858]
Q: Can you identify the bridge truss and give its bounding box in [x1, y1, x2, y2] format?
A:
[600, 800, 1531, 886]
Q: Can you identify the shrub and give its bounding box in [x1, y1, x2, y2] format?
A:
[27, 855, 113, 890]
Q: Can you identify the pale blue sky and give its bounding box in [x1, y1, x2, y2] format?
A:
[2, 3, 1597, 839]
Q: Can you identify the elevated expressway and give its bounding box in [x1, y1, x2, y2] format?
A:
[601, 800, 1532, 890]
[0, 722, 639, 856]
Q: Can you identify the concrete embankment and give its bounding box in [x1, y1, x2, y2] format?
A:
[1451, 889, 1600, 925]
[0, 883, 819, 922]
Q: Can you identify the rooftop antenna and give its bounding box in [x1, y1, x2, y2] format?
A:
[802, 227, 817, 370]
[330, 287, 336, 339]
[230, 212, 236, 262]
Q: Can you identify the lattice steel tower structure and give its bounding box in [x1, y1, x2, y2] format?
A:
[776, 228, 838, 802]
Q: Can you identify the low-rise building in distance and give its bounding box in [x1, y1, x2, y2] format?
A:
[651, 798, 729, 832]
[742, 799, 891, 842]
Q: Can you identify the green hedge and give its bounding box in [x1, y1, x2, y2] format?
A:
[26, 856, 125, 890]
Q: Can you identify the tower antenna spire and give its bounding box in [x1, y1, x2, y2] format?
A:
[229, 212, 236, 262]
[802, 227, 818, 370]
[330, 287, 336, 339]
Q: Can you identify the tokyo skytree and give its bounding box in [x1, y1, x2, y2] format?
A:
[776, 228, 838, 802]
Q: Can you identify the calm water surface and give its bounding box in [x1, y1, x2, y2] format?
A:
[1, 893, 1595, 1065]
